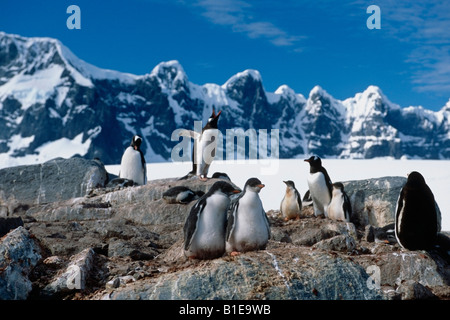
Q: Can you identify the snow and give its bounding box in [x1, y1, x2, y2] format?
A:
[222, 69, 262, 89]
[0, 65, 64, 110]
[0, 133, 91, 168]
[105, 159, 450, 231]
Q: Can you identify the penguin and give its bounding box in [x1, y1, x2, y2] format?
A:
[327, 182, 352, 222]
[179, 108, 222, 181]
[163, 186, 205, 204]
[226, 178, 271, 255]
[211, 172, 231, 181]
[395, 171, 440, 250]
[119, 135, 147, 185]
[372, 223, 397, 244]
[304, 156, 332, 217]
[183, 181, 241, 260]
[280, 180, 302, 221]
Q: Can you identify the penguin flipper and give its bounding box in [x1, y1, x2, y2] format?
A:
[343, 192, 352, 221]
[295, 189, 302, 211]
[183, 198, 205, 250]
[226, 199, 239, 241]
[263, 208, 271, 239]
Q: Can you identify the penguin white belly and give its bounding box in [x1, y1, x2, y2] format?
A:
[307, 172, 331, 217]
[188, 194, 228, 258]
[195, 129, 219, 177]
[228, 193, 269, 252]
[120, 147, 145, 185]
[328, 194, 346, 221]
[281, 195, 300, 219]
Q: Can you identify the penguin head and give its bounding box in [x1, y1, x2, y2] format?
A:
[131, 135, 143, 151]
[406, 171, 426, 187]
[304, 155, 322, 167]
[244, 177, 265, 193]
[332, 182, 345, 195]
[209, 181, 241, 197]
[204, 108, 222, 130]
[283, 180, 296, 189]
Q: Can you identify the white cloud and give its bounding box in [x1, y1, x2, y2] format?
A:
[191, 0, 304, 49]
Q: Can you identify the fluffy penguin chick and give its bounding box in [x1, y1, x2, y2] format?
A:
[119, 135, 147, 185]
[280, 180, 302, 221]
[395, 171, 440, 250]
[327, 182, 351, 222]
[226, 178, 271, 255]
[304, 156, 332, 217]
[183, 181, 240, 260]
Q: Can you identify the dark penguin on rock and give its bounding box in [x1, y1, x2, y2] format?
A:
[226, 178, 271, 256]
[119, 135, 147, 185]
[327, 182, 352, 222]
[179, 108, 222, 181]
[304, 156, 332, 217]
[280, 180, 302, 221]
[183, 181, 241, 260]
[395, 171, 441, 250]
[163, 186, 205, 204]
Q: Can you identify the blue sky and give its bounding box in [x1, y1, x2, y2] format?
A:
[1, 0, 449, 111]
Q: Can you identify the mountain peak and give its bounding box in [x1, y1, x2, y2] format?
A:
[150, 60, 188, 90]
[223, 69, 262, 88]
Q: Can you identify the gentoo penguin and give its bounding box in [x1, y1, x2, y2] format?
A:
[119, 135, 147, 185]
[280, 180, 302, 221]
[327, 182, 352, 222]
[304, 156, 332, 217]
[395, 171, 440, 250]
[163, 186, 205, 204]
[211, 172, 231, 181]
[226, 178, 271, 255]
[372, 223, 397, 244]
[183, 181, 240, 259]
[179, 108, 222, 181]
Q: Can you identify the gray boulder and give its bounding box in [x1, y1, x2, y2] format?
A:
[0, 226, 42, 300]
[0, 157, 108, 215]
[342, 176, 407, 227]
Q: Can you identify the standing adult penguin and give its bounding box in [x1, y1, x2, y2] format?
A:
[183, 181, 241, 259]
[395, 171, 441, 250]
[280, 180, 302, 221]
[119, 135, 147, 185]
[304, 156, 332, 217]
[226, 178, 271, 255]
[327, 182, 352, 222]
[179, 108, 222, 181]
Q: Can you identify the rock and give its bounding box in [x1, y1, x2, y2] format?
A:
[343, 176, 407, 227]
[0, 157, 108, 215]
[41, 248, 95, 297]
[101, 245, 384, 300]
[0, 216, 23, 237]
[0, 226, 42, 300]
[312, 235, 357, 253]
[396, 280, 436, 300]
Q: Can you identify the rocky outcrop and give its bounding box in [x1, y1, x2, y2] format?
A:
[0, 158, 448, 300]
[0, 227, 42, 300]
[0, 157, 108, 216]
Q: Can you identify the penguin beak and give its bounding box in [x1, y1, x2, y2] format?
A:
[257, 184, 265, 189]
[215, 110, 222, 118]
[232, 189, 241, 193]
[304, 159, 310, 163]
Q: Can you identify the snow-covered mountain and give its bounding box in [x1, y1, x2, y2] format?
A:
[0, 31, 449, 168]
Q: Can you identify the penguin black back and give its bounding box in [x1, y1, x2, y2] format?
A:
[395, 171, 439, 250]
[131, 135, 146, 169]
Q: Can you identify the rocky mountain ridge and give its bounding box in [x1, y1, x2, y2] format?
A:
[1, 31, 450, 169]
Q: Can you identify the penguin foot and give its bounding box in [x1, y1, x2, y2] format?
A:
[230, 251, 241, 257]
[199, 176, 208, 182]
